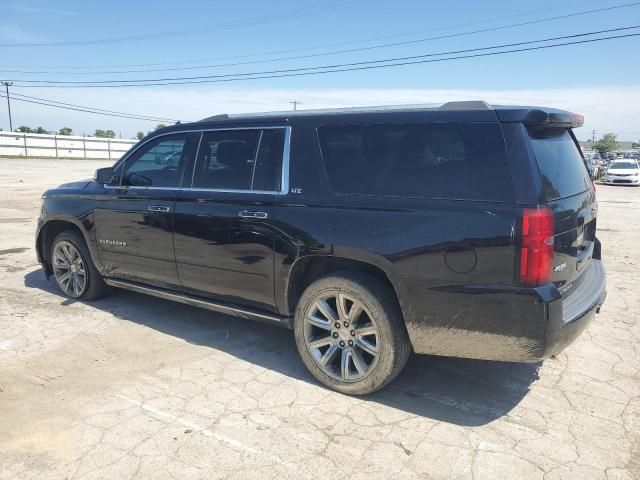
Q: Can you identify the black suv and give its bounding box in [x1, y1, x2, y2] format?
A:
[36, 101, 606, 394]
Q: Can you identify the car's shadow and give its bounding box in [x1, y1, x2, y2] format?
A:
[25, 270, 540, 427]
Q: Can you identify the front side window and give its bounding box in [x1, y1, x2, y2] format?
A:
[192, 128, 285, 191]
[121, 134, 188, 187]
[317, 123, 513, 201]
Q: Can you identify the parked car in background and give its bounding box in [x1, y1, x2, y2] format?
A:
[585, 157, 595, 179]
[590, 159, 605, 180]
[35, 102, 607, 394]
[602, 160, 640, 186]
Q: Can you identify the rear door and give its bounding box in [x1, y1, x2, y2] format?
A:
[527, 126, 597, 291]
[173, 127, 288, 312]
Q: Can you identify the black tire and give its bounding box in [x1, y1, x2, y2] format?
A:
[50, 230, 110, 301]
[293, 272, 411, 395]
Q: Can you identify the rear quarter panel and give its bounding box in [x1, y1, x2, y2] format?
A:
[274, 198, 529, 359]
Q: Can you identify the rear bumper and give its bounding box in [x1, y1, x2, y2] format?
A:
[406, 260, 606, 362]
[540, 259, 606, 359]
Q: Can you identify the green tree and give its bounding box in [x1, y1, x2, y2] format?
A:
[136, 131, 144, 140]
[155, 124, 166, 131]
[58, 127, 73, 136]
[34, 127, 49, 134]
[94, 129, 116, 138]
[594, 133, 618, 156]
[16, 126, 33, 133]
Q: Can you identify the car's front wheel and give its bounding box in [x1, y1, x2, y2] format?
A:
[294, 272, 411, 395]
[51, 230, 110, 300]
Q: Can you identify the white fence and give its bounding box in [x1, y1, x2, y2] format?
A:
[0, 131, 137, 160]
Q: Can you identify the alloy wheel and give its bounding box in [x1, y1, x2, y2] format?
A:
[303, 292, 380, 382]
[52, 240, 87, 298]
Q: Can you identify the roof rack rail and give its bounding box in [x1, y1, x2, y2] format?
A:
[198, 100, 494, 121]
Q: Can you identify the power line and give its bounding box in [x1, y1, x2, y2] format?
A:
[0, 0, 605, 70]
[0, 0, 372, 48]
[14, 30, 640, 89]
[2, 1, 637, 76]
[6, 92, 180, 122]
[0, 93, 182, 122]
[7, 25, 640, 87]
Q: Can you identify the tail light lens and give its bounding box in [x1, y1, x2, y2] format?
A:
[520, 207, 554, 287]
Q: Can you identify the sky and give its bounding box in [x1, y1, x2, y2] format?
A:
[0, 0, 639, 141]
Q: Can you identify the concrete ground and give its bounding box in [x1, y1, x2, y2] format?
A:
[0, 158, 638, 480]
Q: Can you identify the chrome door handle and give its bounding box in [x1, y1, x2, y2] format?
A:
[147, 205, 171, 213]
[238, 210, 268, 219]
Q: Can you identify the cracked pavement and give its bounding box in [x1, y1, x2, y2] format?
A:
[0, 158, 638, 479]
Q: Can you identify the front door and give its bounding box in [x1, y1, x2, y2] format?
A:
[95, 132, 198, 288]
[173, 127, 287, 312]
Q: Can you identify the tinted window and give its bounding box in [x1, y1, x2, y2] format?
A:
[192, 129, 284, 191]
[122, 134, 188, 187]
[528, 127, 591, 200]
[317, 123, 513, 201]
[251, 129, 285, 191]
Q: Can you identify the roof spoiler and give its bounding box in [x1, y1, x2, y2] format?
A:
[496, 107, 584, 128]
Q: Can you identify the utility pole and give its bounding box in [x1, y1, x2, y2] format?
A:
[592, 129, 597, 143]
[289, 100, 302, 111]
[1, 81, 13, 132]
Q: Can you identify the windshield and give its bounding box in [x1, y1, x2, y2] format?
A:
[609, 162, 638, 169]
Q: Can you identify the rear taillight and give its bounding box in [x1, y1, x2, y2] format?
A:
[520, 207, 554, 287]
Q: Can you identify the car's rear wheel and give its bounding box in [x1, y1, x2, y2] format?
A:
[294, 272, 411, 395]
[51, 230, 110, 300]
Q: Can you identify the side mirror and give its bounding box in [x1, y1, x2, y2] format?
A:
[94, 167, 115, 185]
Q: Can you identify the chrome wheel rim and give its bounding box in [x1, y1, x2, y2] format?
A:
[52, 241, 87, 298]
[303, 292, 380, 382]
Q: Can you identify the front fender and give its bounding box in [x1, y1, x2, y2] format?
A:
[36, 212, 101, 277]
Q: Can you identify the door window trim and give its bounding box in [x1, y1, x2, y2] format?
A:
[108, 126, 291, 195]
[113, 132, 193, 190]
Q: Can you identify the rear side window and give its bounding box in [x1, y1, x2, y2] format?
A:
[192, 128, 284, 191]
[527, 127, 591, 200]
[317, 123, 513, 201]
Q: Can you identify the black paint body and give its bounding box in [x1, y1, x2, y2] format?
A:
[36, 105, 606, 362]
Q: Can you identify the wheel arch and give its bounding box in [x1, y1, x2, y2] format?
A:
[285, 255, 410, 327]
[37, 217, 93, 278]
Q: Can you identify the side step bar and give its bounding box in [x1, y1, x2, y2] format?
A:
[104, 279, 293, 329]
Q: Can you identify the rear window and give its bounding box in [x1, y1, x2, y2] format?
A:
[317, 123, 513, 201]
[528, 127, 592, 200]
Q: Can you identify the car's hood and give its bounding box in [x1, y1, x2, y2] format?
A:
[57, 179, 93, 189]
[607, 169, 639, 175]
